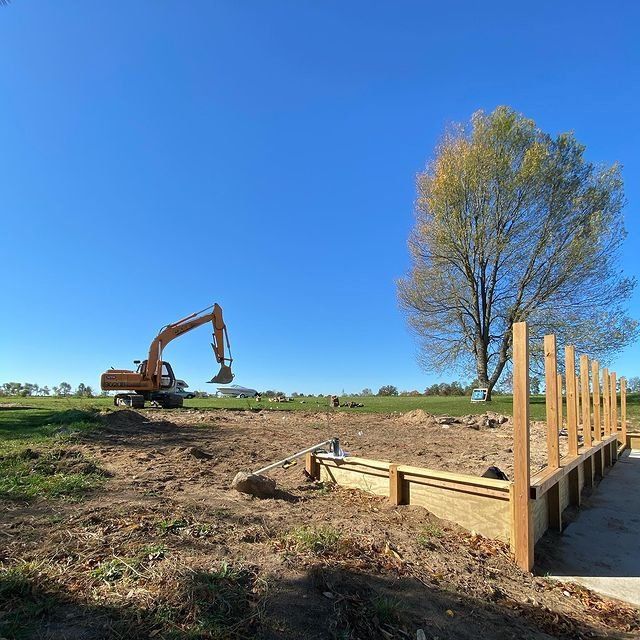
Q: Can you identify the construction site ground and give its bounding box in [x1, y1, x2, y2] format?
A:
[1, 404, 639, 639]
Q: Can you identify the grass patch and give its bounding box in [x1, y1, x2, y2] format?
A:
[282, 526, 341, 555]
[180, 563, 265, 637]
[147, 563, 267, 637]
[416, 523, 444, 547]
[0, 448, 106, 501]
[157, 518, 190, 535]
[0, 563, 40, 600]
[91, 545, 167, 584]
[0, 404, 106, 502]
[156, 517, 217, 538]
[0, 405, 101, 444]
[370, 594, 405, 623]
[0, 563, 58, 639]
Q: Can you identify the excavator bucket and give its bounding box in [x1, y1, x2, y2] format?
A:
[209, 364, 234, 385]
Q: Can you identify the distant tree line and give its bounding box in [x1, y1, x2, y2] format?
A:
[6, 377, 636, 401]
[0, 382, 107, 398]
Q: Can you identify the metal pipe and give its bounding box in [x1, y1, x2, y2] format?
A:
[253, 438, 341, 475]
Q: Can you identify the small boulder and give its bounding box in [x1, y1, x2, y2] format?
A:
[231, 472, 277, 498]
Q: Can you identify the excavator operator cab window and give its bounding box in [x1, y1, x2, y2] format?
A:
[160, 362, 176, 389]
[136, 361, 147, 375]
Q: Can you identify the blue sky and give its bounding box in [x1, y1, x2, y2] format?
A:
[0, 1, 638, 394]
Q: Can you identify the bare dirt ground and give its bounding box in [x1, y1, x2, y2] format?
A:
[126, 407, 566, 482]
[1, 408, 635, 639]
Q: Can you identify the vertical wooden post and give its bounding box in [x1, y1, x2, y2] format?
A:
[305, 452, 320, 480]
[544, 343, 562, 531]
[611, 372, 618, 444]
[544, 335, 560, 469]
[389, 464, 405, 506]
[547, 483, 562, 532]
[580, 355, 592, 448]
[512, 322, 533, 572]
[565, 346, 579, 456]
[580, 355, 593, 486]
[576, 382, 581, 435]
[593, 360, 603, 482]
[621, 377, 627, 451]
[603, 442, 612, 467]
[594, 448, 604, 479]
[602, 368, 610, 436]
[592, 361, 601, 441]
[556, 373, 563, 432]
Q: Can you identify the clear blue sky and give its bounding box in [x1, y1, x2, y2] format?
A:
[1, 1, 638, 394]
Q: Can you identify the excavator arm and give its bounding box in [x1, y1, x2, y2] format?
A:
[145, 303, 233, 387]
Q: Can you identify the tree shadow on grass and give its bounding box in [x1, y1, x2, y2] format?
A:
[0, 408, 101, 441]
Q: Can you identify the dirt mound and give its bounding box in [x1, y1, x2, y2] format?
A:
[101, 409, 149, 428]
[398, 409, 434, 424]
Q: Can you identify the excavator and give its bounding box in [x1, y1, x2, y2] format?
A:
[100, 303, 233, 409]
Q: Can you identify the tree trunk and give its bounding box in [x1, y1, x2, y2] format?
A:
[475, 341, 492, 400]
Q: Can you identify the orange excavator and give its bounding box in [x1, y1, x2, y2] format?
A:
[100, 303, 233, 409]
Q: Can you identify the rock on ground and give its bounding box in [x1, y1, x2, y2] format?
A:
[231, 471, 277, 498]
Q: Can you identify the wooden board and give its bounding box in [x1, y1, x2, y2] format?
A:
[559, 475, 570, 512]
[565, 346, 579, 456]
[318, 460, 390, 497]
[544, 335, 560, 468]
[396, 465, 510, 492]
[592, 360, 601, 441]
[532, 493, 549, 543]
[627, 433, 640, 451]
[512, 322, 533, 571]
[611, 372, 618, 440]
[602, 368, 611, 435]
[407, 480, 512, 542]
[621, 378, 627, 449]
[580, 355, 592, 447]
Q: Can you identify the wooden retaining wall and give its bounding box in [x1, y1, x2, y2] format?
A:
[309, 455, 512, 542]
[306, 322, 629, 572]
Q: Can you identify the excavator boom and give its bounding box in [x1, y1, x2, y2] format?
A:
[144, 303, 233, 387]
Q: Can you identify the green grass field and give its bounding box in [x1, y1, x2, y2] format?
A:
[1, 393, 638, 424]
[0, 405, 106, 501]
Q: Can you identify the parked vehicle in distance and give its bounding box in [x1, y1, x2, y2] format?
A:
[175, 380, 195, 399]
[216, 384, 258, 398]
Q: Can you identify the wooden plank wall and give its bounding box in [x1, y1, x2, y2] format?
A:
[313, 456, 512, 542]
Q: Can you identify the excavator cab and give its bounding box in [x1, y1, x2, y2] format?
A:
[133, 360, 178, 389]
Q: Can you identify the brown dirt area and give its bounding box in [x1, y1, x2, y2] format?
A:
[1, 408, 636, 639]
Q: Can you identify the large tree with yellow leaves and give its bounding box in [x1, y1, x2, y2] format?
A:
[398, 107, 637, 398]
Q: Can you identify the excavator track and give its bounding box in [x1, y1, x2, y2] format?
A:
[114, 394, 145, 409]
[152, 393, 184, 409]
